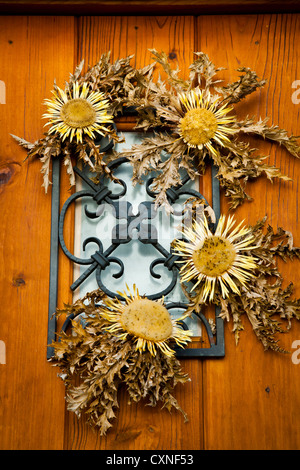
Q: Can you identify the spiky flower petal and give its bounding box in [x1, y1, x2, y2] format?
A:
[177, 89, 237, 156]
[173, 214, 258, 302]
[101, 285, 192, 357]
[43, 81, 114, 143]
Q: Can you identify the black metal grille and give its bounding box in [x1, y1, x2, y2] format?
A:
[47, 135, 225, 359]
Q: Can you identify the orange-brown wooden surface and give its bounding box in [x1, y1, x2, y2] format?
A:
[0, 13, 300, 450]
[0, 16, 75, 450]
[197, 14, 300, 450]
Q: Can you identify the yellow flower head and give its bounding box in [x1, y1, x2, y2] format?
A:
[178, 89, 237, 156]
[173, 214, 258, 302]
[43, 81, 114, 143]
[101, 285, 192, 357]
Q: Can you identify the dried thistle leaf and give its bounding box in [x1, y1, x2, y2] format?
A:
[10, 134, 36, 151]
[189, 51, 225, 91]
[211, 138, 292, 209]
[149, 49, 189, 91]
[218, 67, 267, 104]
[236, 116, 300, 159]
[120, 132, 198, 211]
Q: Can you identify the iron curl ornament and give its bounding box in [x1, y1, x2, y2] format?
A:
[11, 51, 300, 433]
[54, 151, 225, 358]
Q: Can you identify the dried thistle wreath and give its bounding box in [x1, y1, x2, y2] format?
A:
[50, 287, 192, 435]
[11, 52, 153, 192]
[172, 205, 300, 353]
[12, 51, 300, 433]
[12, 50, 300, 207]
[122, 50, 300, 211]
[50, 209, 300, 433]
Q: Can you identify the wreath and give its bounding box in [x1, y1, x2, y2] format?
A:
[13, 51, 300, 434]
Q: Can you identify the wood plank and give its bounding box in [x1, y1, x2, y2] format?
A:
[62, 15, 204, 450]
[0, 16, 75, 450]
[197, 13, 300, 450]
[77, 15, 194, 77]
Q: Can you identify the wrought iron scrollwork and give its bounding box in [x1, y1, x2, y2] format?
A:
[59, 157, 205, 301]
[47, 134, 225, 359]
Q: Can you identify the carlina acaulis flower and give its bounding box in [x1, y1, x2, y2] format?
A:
[178, 89, 237, 156]
[50, 287, 192, 434]
[43, 81, 114, 143]
[101, 285, 193, 357]
[172, 213, 258, 302]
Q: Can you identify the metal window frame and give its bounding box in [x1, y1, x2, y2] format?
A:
[47, 133, 225, 360]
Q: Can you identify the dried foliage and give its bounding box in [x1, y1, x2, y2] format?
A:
[50, 289, 190, 435]
[12, 50, 299, 205]
[121, 50, 300, 211]
[12, 53, 153, 192]
[179, 215, 300, 352]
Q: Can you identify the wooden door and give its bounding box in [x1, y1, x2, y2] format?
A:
[1, 11, 300, 450]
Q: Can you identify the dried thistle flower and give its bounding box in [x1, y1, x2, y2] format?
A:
[177, 89, 236, 155]
[122, 50, 300, 211]
[50, 287, 191, 434]
[101, 285, 192, 357]
[43, 81, 114, 143]
[175, 214, 300, 352]
[11, 52, 152, 192]
[172, 214, 257, 303]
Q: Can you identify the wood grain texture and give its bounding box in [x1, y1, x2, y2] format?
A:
[77, 15, 194, 76]
[197, 14, 300, 450]
[0, 16, 75, 450]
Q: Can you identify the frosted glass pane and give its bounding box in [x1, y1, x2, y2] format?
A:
[73, 132, 201, 335]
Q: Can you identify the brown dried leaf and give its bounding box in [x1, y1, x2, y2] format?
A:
[236, 116, 300, 159]
[219, 67, 267, 104]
